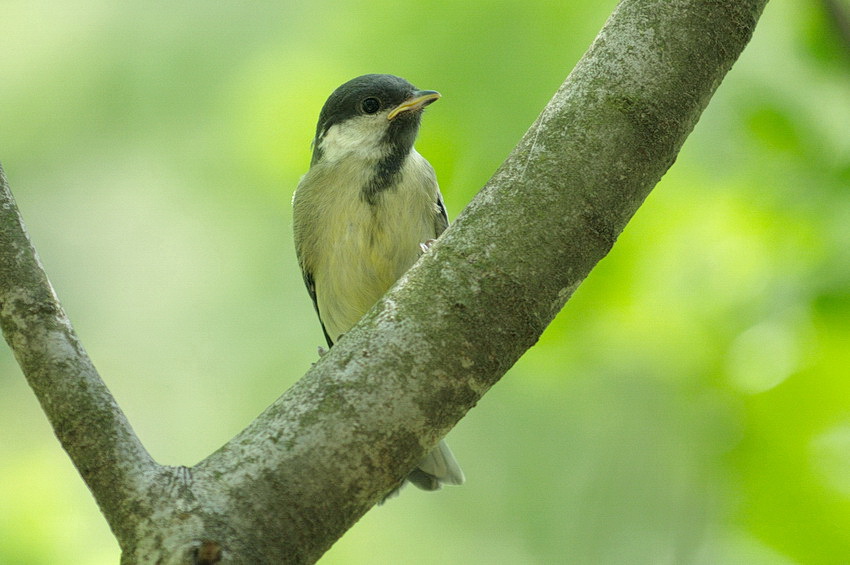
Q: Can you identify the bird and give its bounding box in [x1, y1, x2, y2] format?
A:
[292, 74, 464, 496]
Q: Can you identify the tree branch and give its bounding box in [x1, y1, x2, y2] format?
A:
[0, 164, 157, 546]
[0, 0, 770, 563]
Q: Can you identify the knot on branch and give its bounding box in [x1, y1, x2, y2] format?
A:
[193, 540, 223, 565]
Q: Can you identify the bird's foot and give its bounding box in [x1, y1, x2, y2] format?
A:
[419, 239, 436, 254]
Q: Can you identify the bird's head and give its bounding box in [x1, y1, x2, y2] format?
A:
[311, 74, 440, 166]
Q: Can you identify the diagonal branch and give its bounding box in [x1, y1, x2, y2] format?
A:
[184, 0, 771, 561]
[0, 0, 770, 563]
[0, 164, 157, 547]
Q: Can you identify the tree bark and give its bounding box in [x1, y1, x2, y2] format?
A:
[0, 0, 769, 563]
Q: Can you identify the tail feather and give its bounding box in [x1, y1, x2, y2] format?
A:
[382, 439, 464, 502]
[413, 439, 465, 488]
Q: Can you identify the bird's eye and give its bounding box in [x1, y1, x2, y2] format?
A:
[361, 97, 381, 114]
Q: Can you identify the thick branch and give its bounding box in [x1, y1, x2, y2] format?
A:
[0, 164, 156, 546]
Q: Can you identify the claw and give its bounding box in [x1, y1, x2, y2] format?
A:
[420, 239, 436, 254]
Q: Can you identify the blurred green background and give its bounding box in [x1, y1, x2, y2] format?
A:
[1, 1, 849, 563]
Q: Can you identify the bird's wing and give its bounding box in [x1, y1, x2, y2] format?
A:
[302, 270, 334, 347]
[434, 188, 449, 237]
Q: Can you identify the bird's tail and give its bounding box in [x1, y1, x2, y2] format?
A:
[408, 439, 465, 490]
[382, 439, 465, 502]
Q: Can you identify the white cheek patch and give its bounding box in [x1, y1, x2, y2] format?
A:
[319, 115, 389, 163]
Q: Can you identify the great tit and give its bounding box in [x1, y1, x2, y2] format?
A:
[292, 74, 464, 494]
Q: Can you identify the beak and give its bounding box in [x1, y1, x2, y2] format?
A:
[387, 90, 441, 120]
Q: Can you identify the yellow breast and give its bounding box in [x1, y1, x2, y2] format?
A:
[293, 150, 439, 342]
